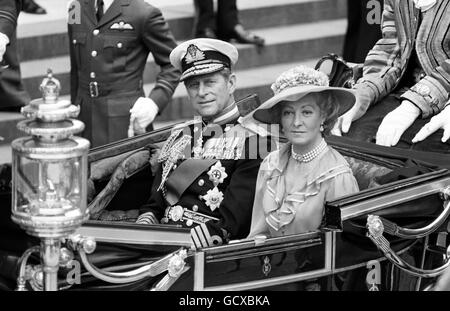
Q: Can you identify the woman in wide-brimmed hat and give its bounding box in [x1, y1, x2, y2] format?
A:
[244, 66, 359, 238]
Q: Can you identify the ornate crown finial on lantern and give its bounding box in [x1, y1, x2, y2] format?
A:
[39, 68, 61, 104]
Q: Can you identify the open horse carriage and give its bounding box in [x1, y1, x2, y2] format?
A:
[0, 58, 450, 291]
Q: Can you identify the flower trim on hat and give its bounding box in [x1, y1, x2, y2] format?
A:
[271, 65, 330, 95]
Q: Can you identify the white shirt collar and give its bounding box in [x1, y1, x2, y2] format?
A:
[96, 0, 114, 12]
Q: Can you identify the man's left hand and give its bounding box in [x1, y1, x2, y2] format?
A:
[128, 97, 159, 137]
[376, 100, 421, 147]
[412, 104, 450, 144]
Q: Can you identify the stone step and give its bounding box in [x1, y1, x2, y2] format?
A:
[22, 19, 347, 99]
[0, 59, 318, 144]
[16, 0, 346, 62]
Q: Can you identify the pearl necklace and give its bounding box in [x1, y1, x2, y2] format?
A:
[291, 139, 327, 163]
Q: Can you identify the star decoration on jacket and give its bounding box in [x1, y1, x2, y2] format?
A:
[202, 187, 224, 212]
[207, 161, 228, 186]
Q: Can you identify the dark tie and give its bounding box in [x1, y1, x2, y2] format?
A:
[96, 0, 104, 22]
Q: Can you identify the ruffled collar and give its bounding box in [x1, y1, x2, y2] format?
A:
[261, 143, 349, 232]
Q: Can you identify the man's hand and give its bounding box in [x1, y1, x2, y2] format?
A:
[376, 100, 421, 147]
[331, 94, 369, 136]
[412, 104, 450, 144]
[0, 32, 10, 62]
[128, 97, 159, 137]
[135, 212, 159, 225]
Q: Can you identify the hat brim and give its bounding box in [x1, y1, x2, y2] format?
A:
[180, 63, 226, 81]
[252, 85, 356, 124]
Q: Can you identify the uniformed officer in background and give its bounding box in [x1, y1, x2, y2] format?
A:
[0, 0, 31, 113]
[136, 38, 274, 249]
[68, 0, 181, 147]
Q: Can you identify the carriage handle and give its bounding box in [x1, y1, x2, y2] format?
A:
[366, 187, 450, 278]
[372, 187, 450, 239]
[366, 214, 450, 278]
[70, 234, 189, 284]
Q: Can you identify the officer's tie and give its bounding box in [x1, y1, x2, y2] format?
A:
[96, 0, 104, 22]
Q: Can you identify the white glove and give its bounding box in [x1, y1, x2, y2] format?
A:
[412, 104, 450, 143]
[0, 32, 10, 62]
[331, 93, 370, 136]
[376, 100, 421, 147]
[128, 97, 159, 137]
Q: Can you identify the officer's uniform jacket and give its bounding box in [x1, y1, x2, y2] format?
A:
[139, 105, 274, 249]
[68, 0, 180, 146]
[355, 0, 450, 119]
[0, 0, 29, 110]
[0, 0, 20, 39]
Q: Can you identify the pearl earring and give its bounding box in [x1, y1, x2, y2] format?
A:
[320, 124, 324, 132]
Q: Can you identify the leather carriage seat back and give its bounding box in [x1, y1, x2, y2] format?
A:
[344, 156, 393, 190]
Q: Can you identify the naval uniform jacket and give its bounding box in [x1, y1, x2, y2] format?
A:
[68, 0, 180, 147]
[139, 116, 274, 249]
[0, 0, 29, 110]
[354, 0, 450, 119]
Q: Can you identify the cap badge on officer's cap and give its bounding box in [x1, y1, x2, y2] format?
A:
[184, 44, 206, 64]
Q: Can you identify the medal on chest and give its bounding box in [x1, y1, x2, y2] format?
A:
[201, 161, 228, 211]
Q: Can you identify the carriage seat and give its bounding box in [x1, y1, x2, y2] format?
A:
[344, 156, 392, 190]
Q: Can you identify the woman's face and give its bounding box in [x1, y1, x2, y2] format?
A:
[280, 94, 326, 152]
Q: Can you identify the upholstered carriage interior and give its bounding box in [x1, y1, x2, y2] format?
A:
[87, 146, 394, 222]
[85, 92, 395, 222]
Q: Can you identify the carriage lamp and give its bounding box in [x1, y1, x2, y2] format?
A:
[11, 69, 90, 291]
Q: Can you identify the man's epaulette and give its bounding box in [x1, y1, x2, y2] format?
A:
[158, 120, 195, 163]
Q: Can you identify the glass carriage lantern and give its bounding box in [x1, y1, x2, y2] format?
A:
[11, 69, 90, 291]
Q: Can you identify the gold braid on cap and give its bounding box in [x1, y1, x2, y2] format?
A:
[271, 65, 330, 95]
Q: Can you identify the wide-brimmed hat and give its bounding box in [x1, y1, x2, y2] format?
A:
[170, 38, 238, 82]
[248, 66, 356, 124]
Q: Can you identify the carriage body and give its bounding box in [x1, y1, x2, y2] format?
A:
[1, 117, 449, 291]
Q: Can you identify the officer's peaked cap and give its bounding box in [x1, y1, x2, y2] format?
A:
[170, 38, 238, 82]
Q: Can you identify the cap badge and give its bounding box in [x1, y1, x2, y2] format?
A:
[184, 44, 206, 64]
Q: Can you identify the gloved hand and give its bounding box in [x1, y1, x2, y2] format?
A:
[331, 91, 370, 136]
[412, 104, 450, 144]
[128, 97, 159, 137]
[0, 32, 10, 62]
[376, 100, 421, 147]
[135, 212, 159, 225]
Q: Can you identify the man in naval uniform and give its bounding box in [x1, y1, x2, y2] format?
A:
[68, 0, 180, 147]
[136, 38, 274, 249]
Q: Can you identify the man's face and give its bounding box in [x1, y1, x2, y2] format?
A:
[185, 71, 236, 119]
